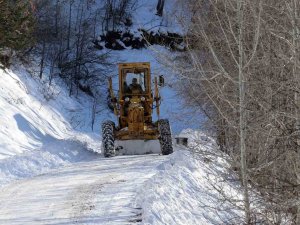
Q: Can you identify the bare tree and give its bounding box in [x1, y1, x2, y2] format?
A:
[102, 0, 135, 32]
[237, 0, 251, 222]
[288, 1, 300, 223]
[156, 0, 165, 17]
[33, 0, 113, 95]
[165, 0, 300, 223]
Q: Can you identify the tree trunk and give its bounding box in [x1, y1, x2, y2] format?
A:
[156, 0, 165, 17]
[237, 0, 251, 223]
[55, 0, 60, 37]
[67, 1, 73, 50]
[291, 1, 300, 223]
[39, 40, 46, 79]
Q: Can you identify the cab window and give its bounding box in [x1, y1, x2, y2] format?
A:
[125, 72, 146, 91]
[122, 68, 148, 95]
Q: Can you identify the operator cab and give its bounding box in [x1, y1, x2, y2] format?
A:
[121, 67, 150, 97]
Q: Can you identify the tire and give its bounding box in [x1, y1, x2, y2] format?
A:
[102, 121, 115, 157]
[158, 119, 173, 155]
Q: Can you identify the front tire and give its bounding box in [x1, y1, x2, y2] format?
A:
[158, 119, 173, 155]
[102, 121, 115, 157]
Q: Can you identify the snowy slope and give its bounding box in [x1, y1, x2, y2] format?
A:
[131, 0, 185, 34]
[0, 64, 102, 186]
[136, 133, 244, 225]
[0, 66, 68, 158]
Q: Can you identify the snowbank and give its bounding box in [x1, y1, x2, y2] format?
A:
[0, 65, 103, 187]
[135, 133, 244, 225]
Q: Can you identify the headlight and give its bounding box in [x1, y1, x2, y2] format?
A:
[125, 97, 130, 102]
[141, 96, 145, 101]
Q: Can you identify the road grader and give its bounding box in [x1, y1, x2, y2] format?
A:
[102, 62, 173, 157]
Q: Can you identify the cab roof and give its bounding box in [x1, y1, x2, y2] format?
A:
[118, 62, 150, 69]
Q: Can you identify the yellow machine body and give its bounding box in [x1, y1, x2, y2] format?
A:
[108, 62, 161, 141]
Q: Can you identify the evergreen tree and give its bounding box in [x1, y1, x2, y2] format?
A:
[0, 0, 35, 51]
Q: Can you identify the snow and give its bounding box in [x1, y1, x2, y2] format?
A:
[0, 154, 167, 225]
[0, 63, 102, 186]
[0, 144, 244, 225]
[136, 143, 244, 225]
[115, 140, 161, 155]
[132, 0, 185, 35]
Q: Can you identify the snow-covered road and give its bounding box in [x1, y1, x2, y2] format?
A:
[0, 154, 167, 225]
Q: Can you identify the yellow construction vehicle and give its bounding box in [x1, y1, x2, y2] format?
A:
[102, 62, 173, 157]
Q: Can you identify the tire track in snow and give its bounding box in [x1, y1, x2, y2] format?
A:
[68, 175, 118, 223]
[0, 154, 167, 225]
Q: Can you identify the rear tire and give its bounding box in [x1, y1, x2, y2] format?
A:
[102, 121, 115, 157]
[158, 119, 173, 155]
